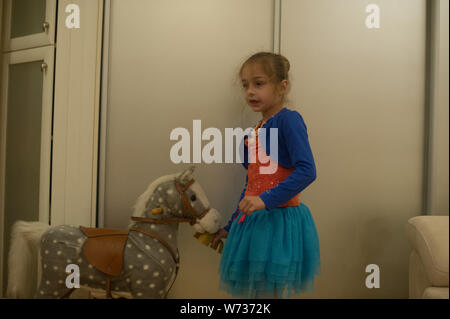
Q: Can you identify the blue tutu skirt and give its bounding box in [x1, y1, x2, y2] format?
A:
[218, 203, 321, 299]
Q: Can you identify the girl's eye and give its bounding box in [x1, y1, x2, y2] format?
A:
[190, 194, 196, 201]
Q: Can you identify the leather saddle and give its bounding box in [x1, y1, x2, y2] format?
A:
[80, 226, 130, 277]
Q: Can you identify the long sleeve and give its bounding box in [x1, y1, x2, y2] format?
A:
[259, 112, 316, 210]
[224, 174, 248, 232]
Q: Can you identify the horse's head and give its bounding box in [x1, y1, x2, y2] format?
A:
[173, 166, 222, 234]
[133, 166, 222, 234]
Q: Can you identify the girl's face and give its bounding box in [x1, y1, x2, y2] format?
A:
[240, 63, 286, 114]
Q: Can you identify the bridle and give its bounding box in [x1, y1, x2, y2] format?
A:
[130, 178, 211, 226]
[174, 178, 211, 224]
[128, 178, 212, 298]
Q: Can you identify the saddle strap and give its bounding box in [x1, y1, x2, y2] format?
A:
[106, 276, 112, 299]
[130, 227, 179, 265]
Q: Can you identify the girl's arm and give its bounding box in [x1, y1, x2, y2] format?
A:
[259, 112, 317, 210]
[241, 135, 249, 170]
[224, 173, 248, 232]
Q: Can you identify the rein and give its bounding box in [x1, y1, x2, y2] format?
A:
[130, 178, 210, 226]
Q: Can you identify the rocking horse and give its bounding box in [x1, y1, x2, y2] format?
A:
[6, 166, 224, 299]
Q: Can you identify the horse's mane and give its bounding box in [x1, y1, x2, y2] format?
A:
[132, 172, 179, 218]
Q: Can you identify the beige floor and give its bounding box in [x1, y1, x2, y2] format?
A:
[70, 288, 92, 299]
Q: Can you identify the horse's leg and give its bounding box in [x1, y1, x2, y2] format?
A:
[35, 269, 74, 299]
[36, 243, 82, 298]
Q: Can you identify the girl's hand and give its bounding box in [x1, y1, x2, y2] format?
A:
[238, 196, 266, 215]
[212, 228, 228, 247]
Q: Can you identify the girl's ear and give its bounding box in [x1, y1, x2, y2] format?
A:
[279, 80, 288, 92]
[276, 80, 288, 99]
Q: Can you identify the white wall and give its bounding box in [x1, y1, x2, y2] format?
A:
[105, 0, 273, 298]
[282, 0, 426, 298]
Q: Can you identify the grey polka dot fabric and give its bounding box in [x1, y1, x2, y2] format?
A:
[34, 167, 221, 298]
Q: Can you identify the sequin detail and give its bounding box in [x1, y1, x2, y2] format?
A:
[238, 121, 301, 224]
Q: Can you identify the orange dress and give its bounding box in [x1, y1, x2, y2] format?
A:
[237, 121, 301, 224]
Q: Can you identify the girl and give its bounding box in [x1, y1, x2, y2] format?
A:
[212, 52, 321, 299]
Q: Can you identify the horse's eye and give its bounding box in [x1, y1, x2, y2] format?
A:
[190, 194, 196, 201]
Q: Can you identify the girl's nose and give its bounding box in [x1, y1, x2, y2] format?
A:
[245, 85, 255, 94]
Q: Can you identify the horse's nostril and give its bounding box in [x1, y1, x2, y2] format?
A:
[190, 195, 196, 201]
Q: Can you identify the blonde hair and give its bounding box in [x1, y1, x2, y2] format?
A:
[237, 51, 292, 106]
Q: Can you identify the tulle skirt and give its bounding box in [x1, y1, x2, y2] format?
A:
[218, 203, 321, 299]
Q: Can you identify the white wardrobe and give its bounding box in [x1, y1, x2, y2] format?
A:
[0, 0, 103, 296]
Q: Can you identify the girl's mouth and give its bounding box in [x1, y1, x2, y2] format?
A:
[249, 100, 260, 106]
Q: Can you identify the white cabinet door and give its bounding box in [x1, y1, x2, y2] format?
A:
[2, 0, 57, 52]
[0, 46, 55, 296]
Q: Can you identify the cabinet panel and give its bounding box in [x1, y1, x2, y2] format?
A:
[11, 0, 47, 38]
[2, 0, 56, 52]
[2, 60, 44, 295]
[0, 46, 54, 296]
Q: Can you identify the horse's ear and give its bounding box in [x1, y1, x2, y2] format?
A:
[178, 165, 195, 183]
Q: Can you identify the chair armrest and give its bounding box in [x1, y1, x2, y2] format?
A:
[406, 216, 449, 287]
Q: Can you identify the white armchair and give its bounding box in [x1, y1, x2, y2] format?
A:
[406, 216, 449, 299]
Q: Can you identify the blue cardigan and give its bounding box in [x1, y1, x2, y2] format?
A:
[224, 107, 316, 232]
